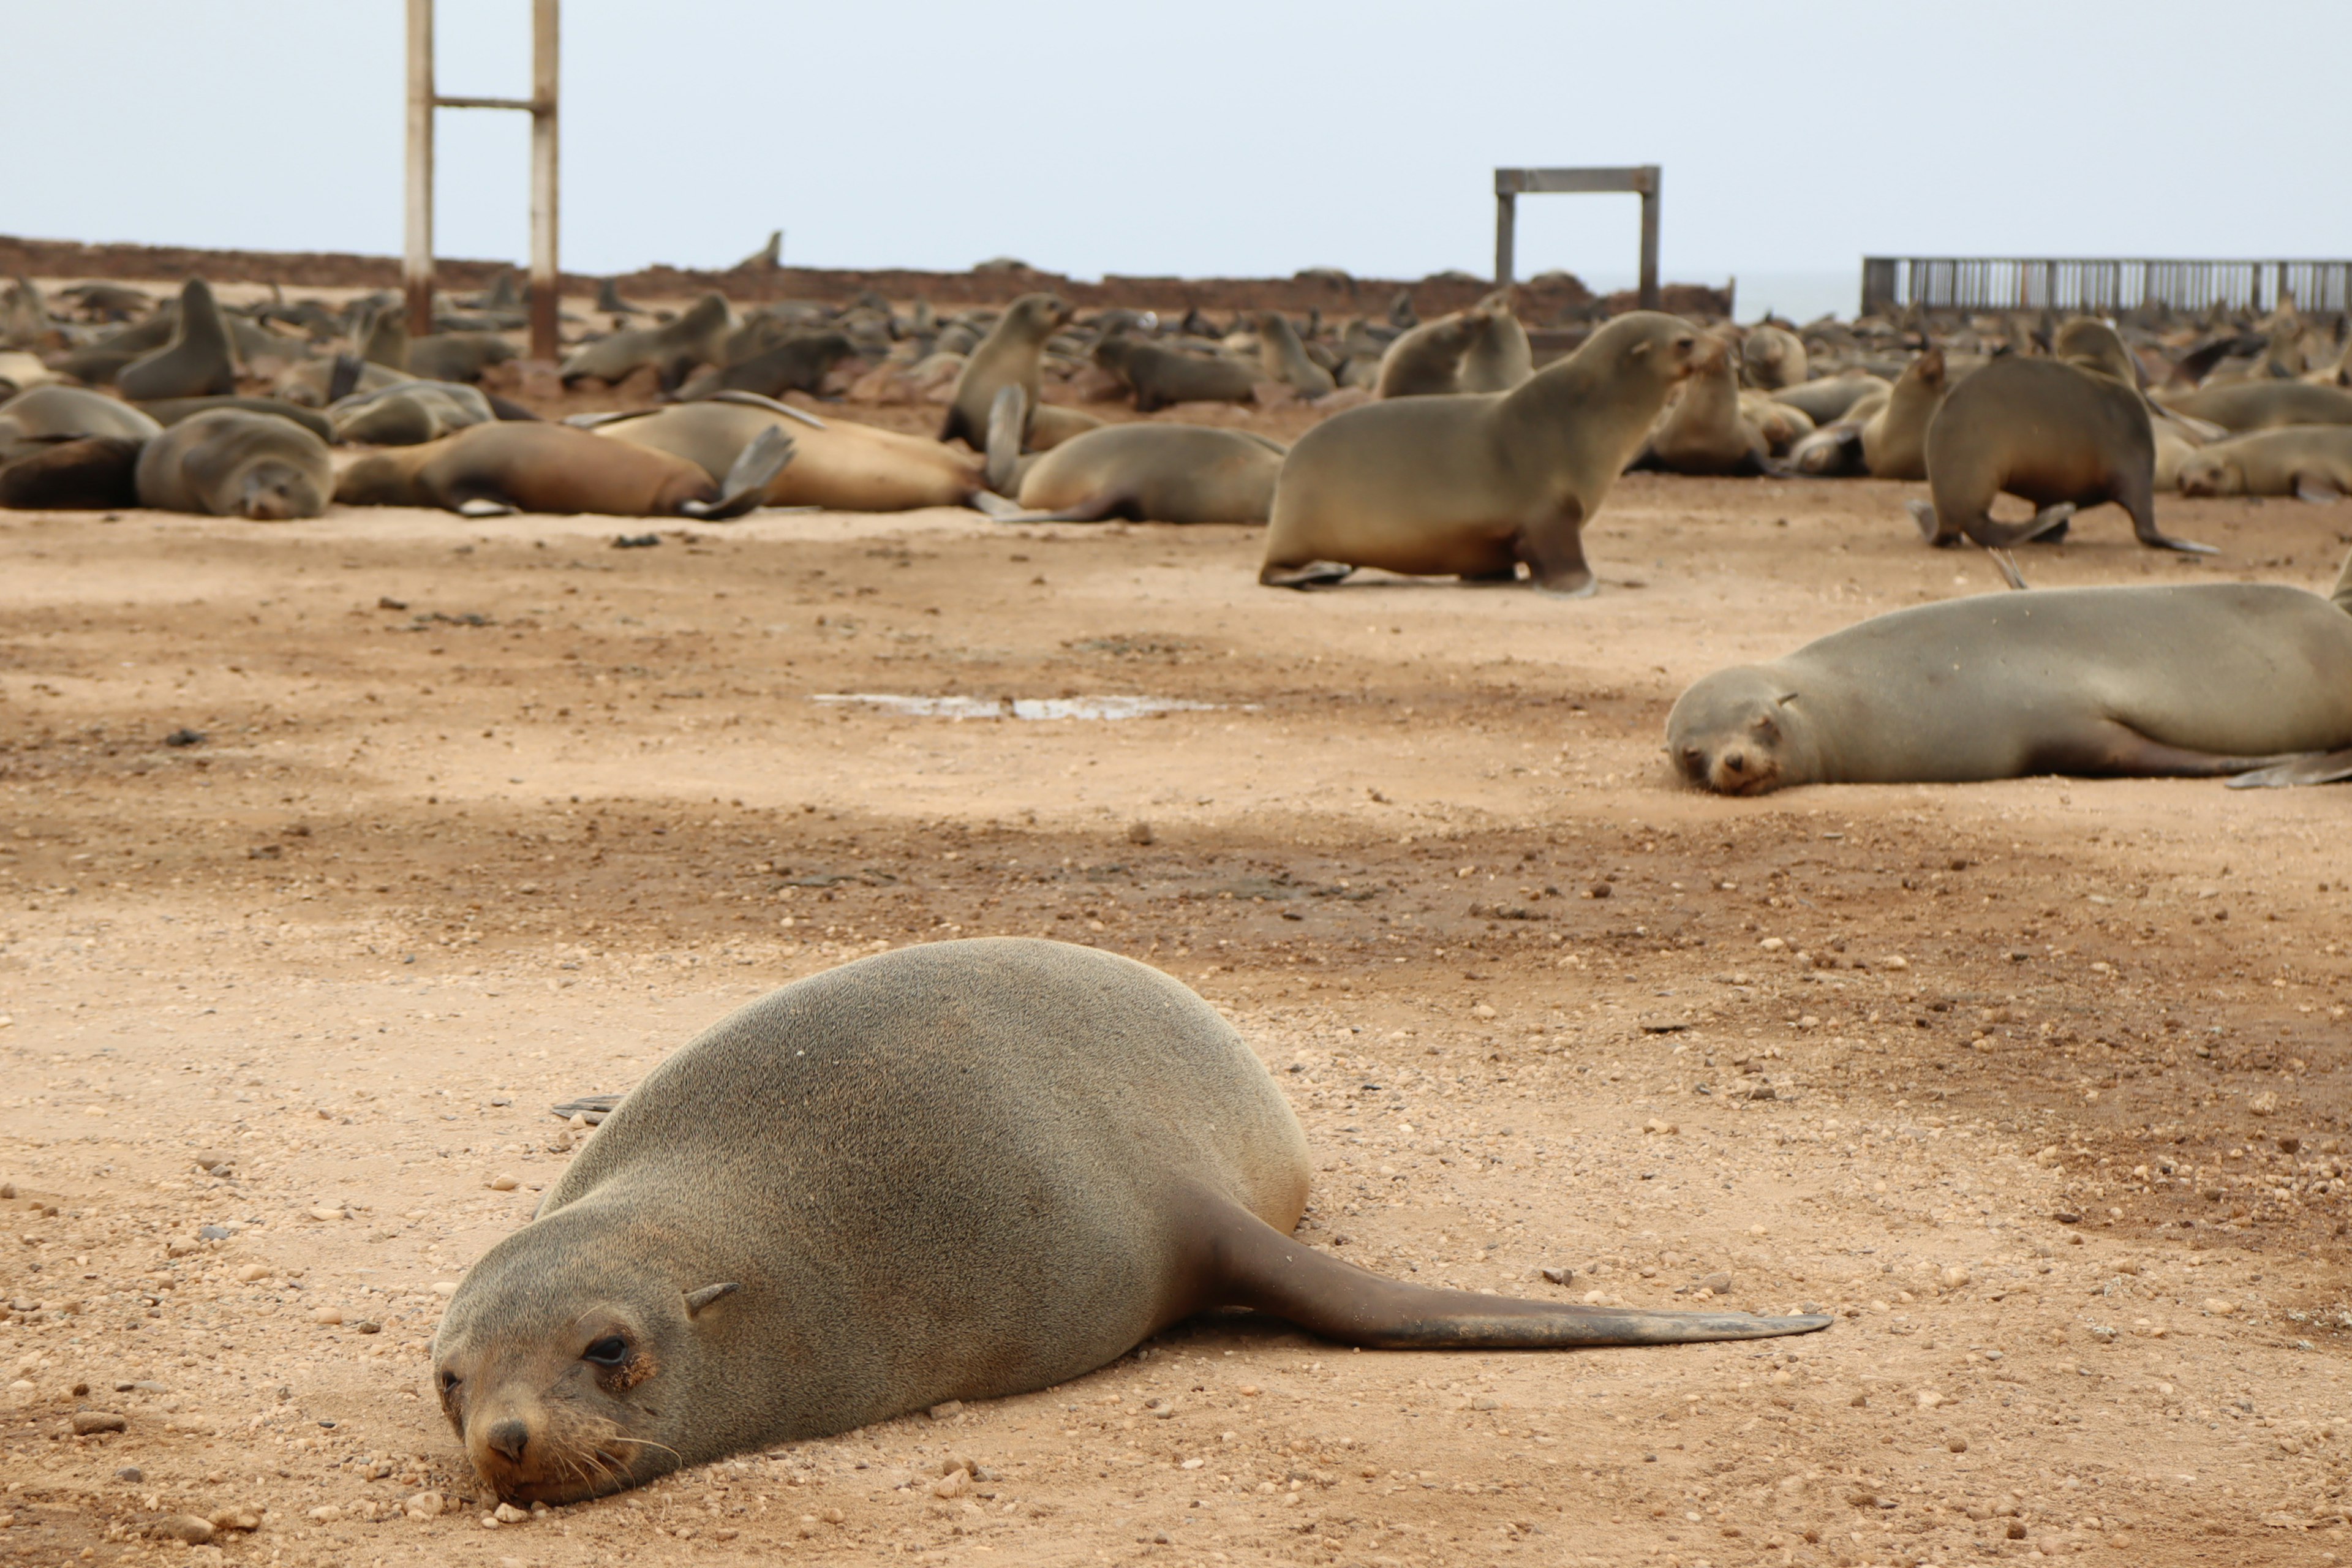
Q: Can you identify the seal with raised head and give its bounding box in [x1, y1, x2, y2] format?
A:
[116, 278, 236, 402]
[1740, 323, 1807, 391]
[1374, 311, 1482, 398]
[1907, 318, 2209, 552]
[1637, 331, 1773, 475]
[1667, 549, 2352, 794]
[938, 294, 1071, 449]
[1259, 311, 1703, 595]
[1456, 299, 1532, 394]
[1255, 311, 1336, 398]
[2177, 424, 2352, 501]
[336, 420, 787, 519]
[134, 409, 333, 520]
[432, 938, 1828, 1504]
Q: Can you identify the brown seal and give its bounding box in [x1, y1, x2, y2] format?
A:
[1092, 336, 1257, 413]
[134, 409, 333, 520]
[1259, 311, 1702, 595]
[0, 385, 163, 445]
[432, 939, 1828, 1504]
[1456, 299, 1532, 393]
[1907, 319, 2209, 552]
[993, 420, 1284, 524]
[1373, 311, 1482, 398]
[0, 437, 145, 510]
[1637, 332, 1774, 475]
[336, 420, 786, 519]
[559, 292, 732, 391]
[591, 394, 986, 512]
[1255, 311, 1336, 397]
[2155, 380, 2352, 432]
[1668, 549, 2352, 793]
[116, 278, 236, 402]
[938, 294, 1071, 448]
[2177, 425, 2352, 501]
[676, 330, 856, 403]
[1740, 323, 1807, 390]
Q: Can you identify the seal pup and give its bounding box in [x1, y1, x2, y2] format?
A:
[1091, 336, 1256, 413]
[1255, 311, 1336, 398]
[1374, 311, 1482, 398]
[559, 292, 732, 390]
[2177, 425, 2352, 501]
[1908, 319, 2209, 553]
[1259, 311, 1703, 595]
[590, 394, 986, 513]
[134, 409, 333, 520]
[1667, 549, 2352, 794]
[116, 279, 236, 402]
[2155, 380, 2352, 432]
[991, 418, 1285, 524]
[433, 938, 1828, 1504]
[938, 294, 1071, 449]
[336, 420, 788, 519]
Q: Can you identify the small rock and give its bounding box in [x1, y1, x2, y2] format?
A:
[1941, 1265, 1972, 1289]
[115, 1466, 143, 1483]
[307, 1205, 345, 1221]
[406, 1491, 446, 1520]
[494, 1502, 530, 1523]
[927, 1400, 964, 1420]
[312, 1307, 344, 1325]
[209, 1508, 260, 1532]
[353, 1319, 382, 1335]
[155, 1515, 216, 1545]
[1916, 1390, 1943, 1409]
[1126, 821, 1155, 846]
[71, 1411, 126, 1434]
[1700, 1273, 1733, 1296]
[1948, 1438, 1969, 1453]
[1588, 882, 1611, 899]
[193, 1150, 233, 1171]
[1471, 1003, 1498, 1020]
[2007, 1520, 2028, 1540]
[1758, 937, 1785, 952]
[487, 1174, 520, 1192]
[2249, 1092, 2280, 1117]
[930, 1469, 969, 1499]
[1540, 1266, 1574, 1286]
[236, 1264, 270, 1283]
[2204, 1298, 2239, 1316]
[309, 1505, 344, 1524]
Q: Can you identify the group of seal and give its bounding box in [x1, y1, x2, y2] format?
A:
[435, 939, 1826, 1503]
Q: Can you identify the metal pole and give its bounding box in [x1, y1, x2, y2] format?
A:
[1636, 167, 1661, 311]
[404, 0, 435, 337]
[528, 0, 560, 361]
[1493, 191, 1515, 289]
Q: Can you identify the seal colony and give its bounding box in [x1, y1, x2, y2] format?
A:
[435, 939, 1828, 1502]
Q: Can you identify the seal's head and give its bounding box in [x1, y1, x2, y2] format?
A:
[432, 1212, 738, 1504]
[233, 459, 326, 521]
[1005, 293, 1072, 340]
[2175, 452, 2244, 497]
[1585, 310, 1706, 389]
[1665, 666, 1812, 796]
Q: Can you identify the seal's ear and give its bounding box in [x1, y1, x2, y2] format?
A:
[1629, 339, 1653, 360]
[1776, 693, 1800, 707]
[684, 1283, 740, 1318]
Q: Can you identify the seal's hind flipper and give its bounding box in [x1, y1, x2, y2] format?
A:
[2226, 748, 2352, 789]
[1967, 501, 2074, 549]
[1189, 1191, 1830, 1349]
[1259, 560, 1357, 590]
[984, 384, 1028, 497]
[968, 490, 1026, 519]
[681, 426, 793, 520]
[1904, 497, 1948, 545]
[1985, 547, 2029, 591]
[455, 497, 518, 518]
[326, 352, 365, 404]
[550, 1093, 624, 1125]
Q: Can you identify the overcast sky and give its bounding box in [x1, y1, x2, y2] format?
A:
[6, 0, 2342, 317]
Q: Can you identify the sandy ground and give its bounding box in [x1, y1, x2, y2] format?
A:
[2, 470, 2349, 1568]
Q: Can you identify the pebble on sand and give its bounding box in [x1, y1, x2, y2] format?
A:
[405, 1491, 447, 1520]
[154, 1516, 216, 1545]
[2204, 1298, 2239, 1316]
[71, 1411, 126, 1434]
[236, 1264, 271, 1283]
[488, 1174, 521, 1191]
[311, 1307, 343, 1325]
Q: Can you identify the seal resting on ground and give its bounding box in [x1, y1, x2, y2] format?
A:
[336, 420, 787, 519]
[134, 409, 333, 519]
[590, 394, 987, 512]
[559, 292, 731, 391]
[1636, 332, 1774, 475]
[994, 420, 1284, 523]
[0, 385, 162, 445]
[1093, 336, 1257, 413]
[432, 938, 1828, 1504]
[1258, 311, 1703, 595]
[2155, 380, 2352, 432]
[1666, 549, 2352, 794]
[1907, 319, 2208, 552]
[2177, 425, 2352, 500]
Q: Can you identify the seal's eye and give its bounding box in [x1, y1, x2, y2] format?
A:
[582, 1336, 630, 1367]
[438, 1370, 461, 1395]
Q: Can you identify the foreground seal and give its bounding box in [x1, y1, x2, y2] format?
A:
[1908, 320, 2207, 553]
[337, 421, 786, 518]
[1259, 311, 1702, 595]
[1667, 550, 2352, 794]
[134, 409, 333, 519]
[433, 939, 1827, 1504]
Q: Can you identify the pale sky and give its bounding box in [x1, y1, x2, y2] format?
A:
[6, 0, 2342, 319]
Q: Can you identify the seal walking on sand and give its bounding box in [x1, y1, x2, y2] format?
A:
[433, 940, 1827, 1504]
[1667, 549, 2352, 794]
[1259, 311, 1703, 595]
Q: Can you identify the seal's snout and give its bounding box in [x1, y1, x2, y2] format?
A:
[486, 1416, 532, 1462]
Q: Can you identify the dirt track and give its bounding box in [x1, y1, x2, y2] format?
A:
[2, 470, 2350, 1567]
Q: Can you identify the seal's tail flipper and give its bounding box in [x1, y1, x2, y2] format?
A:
[1259, 560, 1358, 590]
[1191, 1193, 1831, 1349]
[682, 426, 793, 520]
[2226, 748, 2352, 789]
[550, 1093, 624, 1125]
[984, 383, 1029, 497]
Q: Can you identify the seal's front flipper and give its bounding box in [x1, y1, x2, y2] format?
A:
[2294, 475, 2346, 505]
[1259, 560, 1355, 589]
[984, 384, 1028, 497]
[326, 352, 364, 404]
[2226, 748, 2352, 789]
[682, 426, 793, 519]
[2045, 720, 2302, 780]
[1190, 1194, 1830, 1349]
[1968, 502, 2074, 548]
[1520, 509, 1596, 598]
[455, 497, 518, 518]
[1905, 497, 1948, 545]
[551, 1093, 624, 1125]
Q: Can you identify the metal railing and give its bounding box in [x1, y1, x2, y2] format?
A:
[1860, 257, 2352, 318]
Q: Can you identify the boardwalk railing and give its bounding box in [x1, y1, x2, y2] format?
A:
[1860, 257, 2352, 319]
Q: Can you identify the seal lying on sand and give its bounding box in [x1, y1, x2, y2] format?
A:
[433, 939, 1828, 1504]
[135, 409, 333, 520]
[1258, 311, 1702, 595]
[2177, 426, 2352, 501]
[336, 421, 788, 519]
[1667, 549, 2352, 794]
[589, 394, 989, 512]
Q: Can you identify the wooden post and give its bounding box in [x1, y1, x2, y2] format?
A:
[404, 0, 435, 337]
[528, 0, 560, 362]
[1493, 189, 1516, 289]
[1635, 165, 1661, 311]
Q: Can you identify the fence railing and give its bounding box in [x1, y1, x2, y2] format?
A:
[1860, 257, 2352, 318]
